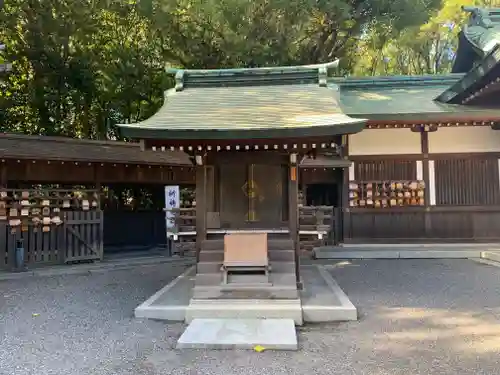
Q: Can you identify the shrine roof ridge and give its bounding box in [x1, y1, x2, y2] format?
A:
[167, 60, 339, 90]
[436, 45, 500, 104]
[330, 73, 465, 89]
[462, 6, 500, 19]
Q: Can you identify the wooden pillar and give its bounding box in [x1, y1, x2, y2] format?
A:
[420, 129, 432, 235]
[342, 135, 350, 244]
[195, 158, 207, 261]
[0, 161, 7, 187]
[288, 153, 300, 284]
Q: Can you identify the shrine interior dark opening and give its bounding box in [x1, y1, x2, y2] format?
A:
[306, 183, 338, 206]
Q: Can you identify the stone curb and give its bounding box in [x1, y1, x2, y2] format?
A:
[0, 256, 195, 281]
[481, 251, 500, 263]
[472, 258, 500, 268]
[312, 250, 485, 259]
[473, 252, 500, 268]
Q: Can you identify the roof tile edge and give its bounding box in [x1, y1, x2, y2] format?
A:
[0, 133, 141, 148]
[167, 60, 340, 89]
[331, 73, 465, 89]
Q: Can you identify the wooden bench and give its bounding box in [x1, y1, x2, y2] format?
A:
[221, 233, 271, 284]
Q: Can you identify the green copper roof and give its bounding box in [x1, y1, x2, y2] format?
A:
[438, 7, 500, 104]
[332, 74, 500, 121]
[436, 45, 500, 104]
[117, 62, 366, 140]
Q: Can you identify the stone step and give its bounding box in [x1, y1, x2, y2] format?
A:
[225, 274, 271, 285]
[197, 261, 296, 274]
[185, 300, 303, 325]
[195, 272, 296, 287]
[192, 285, 299, 300]
[201, 239, 294, 251]
[199, 249, 295, 262]
[176, 318, 299, 350]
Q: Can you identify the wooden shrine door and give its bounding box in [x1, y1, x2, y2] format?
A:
[218, 163, 287, 229]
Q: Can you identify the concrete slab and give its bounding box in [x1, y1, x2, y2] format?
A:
[300, 265, 357, 322]
[312, 245, 499, 259]
[342, 243, 500, 249]
[186, 298, 303, 325]
[314, 250, 399, 259]
[135, 265, 357, 324]
[481, 251, 500, 263]
[135, 266, 195, 321]
[176, 318, 298, 350]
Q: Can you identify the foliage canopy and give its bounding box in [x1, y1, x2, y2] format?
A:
[1, 0, 445, 139]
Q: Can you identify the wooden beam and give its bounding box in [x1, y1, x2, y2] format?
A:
[341, 134, 350, 244]
[0, 162, 6, 187]
[288, 154, 300, 285]
[195, 160, 207, 261]
[420, 130, 432, 234]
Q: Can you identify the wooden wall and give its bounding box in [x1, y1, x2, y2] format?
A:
[345, 126, 500, 243]
[354, 159, 417, 180]
[433, 157, 500, 206]
[429, 127, 500, 153]
[349, 128, 421, 155]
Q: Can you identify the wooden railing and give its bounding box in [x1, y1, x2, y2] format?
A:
[165, 207, 196, 255]
[168, 207, 197, 233]
[165, 206, 338, 254]
[298, 206, 336, 250]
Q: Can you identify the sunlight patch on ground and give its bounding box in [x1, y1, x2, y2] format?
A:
[379, 307, 500, 354]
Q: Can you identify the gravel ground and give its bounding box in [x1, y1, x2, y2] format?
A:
[1, 259, 500, 375]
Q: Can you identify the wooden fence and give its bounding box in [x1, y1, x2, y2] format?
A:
[0, 210, 103, 270]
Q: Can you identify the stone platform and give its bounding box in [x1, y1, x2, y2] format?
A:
[313, 243, 500, 260]
[135, 265, 357, 324]
[176, 318, 298, 350]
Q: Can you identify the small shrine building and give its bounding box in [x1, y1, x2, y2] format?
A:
[117, 6, 500, 247]
[117, 63, 365, 302]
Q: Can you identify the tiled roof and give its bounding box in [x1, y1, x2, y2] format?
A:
[332, 74, 500, 122]
[0, 133, 191, 165]
[117, 63, 366, 140]
[436, 46, 500, 104]
[441, 7, 500, 105]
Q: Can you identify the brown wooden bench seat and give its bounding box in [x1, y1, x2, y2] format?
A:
[221, 233, 271, 284]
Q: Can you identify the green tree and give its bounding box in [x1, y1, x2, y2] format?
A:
[146, 0, 442, 69]
[352, 0, 491, 76]
[0, 0, 442, 139]
[0, 0, 165, 138]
